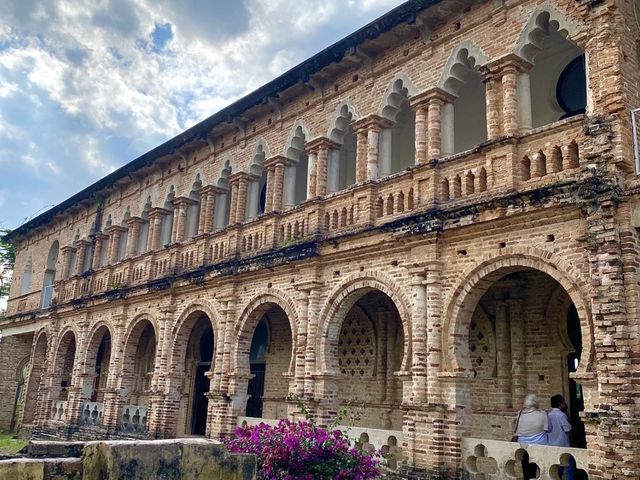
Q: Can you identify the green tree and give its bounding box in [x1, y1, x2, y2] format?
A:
[0, 229, 16, 299]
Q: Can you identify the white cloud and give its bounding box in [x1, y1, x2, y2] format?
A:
[0, 0, 406, 229]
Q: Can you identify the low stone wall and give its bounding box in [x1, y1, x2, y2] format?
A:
[0, 438, 256, 480]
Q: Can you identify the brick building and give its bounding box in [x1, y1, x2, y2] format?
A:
[1, 0, 639, 477]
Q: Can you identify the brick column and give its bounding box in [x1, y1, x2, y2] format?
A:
[198, 186, 218, 235]
[92, 233, 109, 270]
[495, 302, 512, 409]
[264, 156, 290, 213]
[353, 115, 392, 181]
[73, 240, 90, 276]
[106, 226, 127, 265]
[425, 260, 443, 404]
[147, 207, 169, 251]
[419, 88, 456, 160]
[102, 316, 125, 429]
[409, 269, 428, 404]
[483, 54, 533, 137]
[229, 173, 251, 224]
[126, 217, 144, 257]
[508, 298, 526, 406]
[60, 246, 76, 279]
[172, 196, 196, 243]
[410, 96, 429, 164]
[355, 125, 368, 183]
[306, 137, 338, 197]
[306, 150, 317, 198]
[264, 167, 275, 212]
[304, 286, 321, 400]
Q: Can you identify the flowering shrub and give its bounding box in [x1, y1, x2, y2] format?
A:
[223, 418, 383, 480]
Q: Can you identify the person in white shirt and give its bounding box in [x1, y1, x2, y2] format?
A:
[548, 394, 575, 480]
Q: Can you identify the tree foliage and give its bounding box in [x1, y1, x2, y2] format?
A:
[0, 229, 16, 299]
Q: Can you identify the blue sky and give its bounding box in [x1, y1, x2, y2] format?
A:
[0, 0, 406, 231]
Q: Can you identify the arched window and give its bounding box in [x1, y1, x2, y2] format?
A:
[520, 12, 587, 128]
[284, 126, 309, 207]
[328, 105, 357, 192]
[20, 255, 33, 296]
[214, 161, 232, 230]
[41, 241, 59, 308]
[247, 148, 266, 220]
[379, 78, 416, 176]
[440, 46, 488, 154]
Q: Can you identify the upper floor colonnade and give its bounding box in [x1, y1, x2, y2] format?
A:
[5, 7, 589, 310]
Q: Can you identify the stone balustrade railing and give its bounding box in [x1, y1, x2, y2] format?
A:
[79, 402, 104, 426]
[4, 116, 588, 316]
[121, 405, 148, 432]
[461, 437, 589, 479]
[51, 400, 68, 422]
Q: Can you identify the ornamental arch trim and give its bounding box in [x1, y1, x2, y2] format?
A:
[232, 289, 299, 374]
[316, 271, 412, 375]
[442, 248, 593, 376]
[168, 300, 223, 373]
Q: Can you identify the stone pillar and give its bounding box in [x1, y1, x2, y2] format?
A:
[306, 150, 317, 199]
[353, 115, 391, 181]
[290, 289, 310, 417]
[172, 197, 196, 243]
[170, 204, 179, 243]
[419, 88, 456, 160]
[355, 126, 368, 183]
[425, 261, 443, 404]
[484, 74, 502, 140]
[92, 233, 109, 270]
[483, 54, 533, 137]
[147, 207, 169, 251]
[411, 97, 429, 164]
[73, 240, 90, 276]
[264, 156, 290, 213]
[198, 186, 219, 235]
[229, 180, 239, 225]
[508, 299, 526, 406]
[126, 217, 144, 257]
[304, 286, 321, 400]
[306, 137, 337, 198]
[409, 270, 428, 404]
[229, 173, 251, 223]
[106, 226, 126, 265]
[265, 166, 275, 212]
[495, 302, 513, 409]
[102, 317, 125, 429]
[60, 246, 76, 279]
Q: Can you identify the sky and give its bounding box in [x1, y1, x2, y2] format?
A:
[0, 0, 407, 232]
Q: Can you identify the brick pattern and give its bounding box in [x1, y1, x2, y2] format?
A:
[2, 0, 640, 478]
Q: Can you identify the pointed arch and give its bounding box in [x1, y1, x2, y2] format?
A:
[327, 101, 360, 142]
[214, 159, 233, 230]
[378, 73, 418, 121]
[284, 124, 309, 207]
[327, 102, 359, 192]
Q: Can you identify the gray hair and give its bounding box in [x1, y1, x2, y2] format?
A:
[523, 394, 539, 409]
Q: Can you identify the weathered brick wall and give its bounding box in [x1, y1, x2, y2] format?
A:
[0, 334, 32, 432]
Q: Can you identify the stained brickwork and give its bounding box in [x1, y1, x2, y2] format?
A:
[1, 0, 640, 478]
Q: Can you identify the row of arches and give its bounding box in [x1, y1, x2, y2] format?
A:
[21, 249, 593, 453]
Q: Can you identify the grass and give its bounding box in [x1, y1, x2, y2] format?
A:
[0, 434, 28, 455]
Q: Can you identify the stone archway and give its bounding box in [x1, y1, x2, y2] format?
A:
[232, 293, 297, 422]
[49, 329, 77, 424]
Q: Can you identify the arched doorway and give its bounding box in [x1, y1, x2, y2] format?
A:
[50, 330, 76, 422]
[120, 320, 157, 432]
[174, 313, 214, 436]
[329, 289, 406, 431]
[238, 302, 293, 421]
[457, 268, 588, 448]
[80, 326, 112, 426]
[22, 333, 48, 426]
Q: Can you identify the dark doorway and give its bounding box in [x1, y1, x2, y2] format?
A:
[566, 305, 587, 449]
[246, 320, 268, 417]
[190, 324, 213, 435]
[246, 363, 266, 418]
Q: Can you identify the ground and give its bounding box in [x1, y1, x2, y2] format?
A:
[0, 433, 27, 455]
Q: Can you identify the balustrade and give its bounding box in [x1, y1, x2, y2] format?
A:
[80, 401, 104, 426]
[36, 118, 587, 309]
[121, 405, 148, 432]
[462, 437, 589, 479]
[51, 400, 68, 421]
